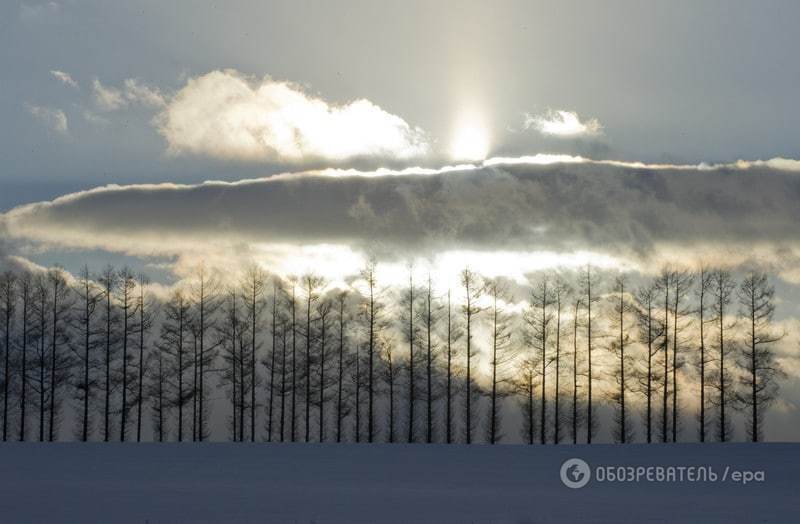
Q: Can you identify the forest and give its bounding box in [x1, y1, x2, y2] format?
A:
[0, 261, 787, 445]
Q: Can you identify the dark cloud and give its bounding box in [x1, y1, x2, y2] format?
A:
[3, 160, 800, 270]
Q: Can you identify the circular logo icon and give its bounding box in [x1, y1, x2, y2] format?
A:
[560, 458, 591, 489]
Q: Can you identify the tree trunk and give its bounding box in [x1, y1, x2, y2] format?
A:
[446, 290, 452, 444]
[407, 272, 415, 444]
[305, 292, 311, 442]
[336, 299, 344, 443]
[137, 286, 145, 442]
[426, 281, 432, 444]
[120, 283, 128, 443]
[540, 280, 547, 445]
[586, 268, 593, 444]
[572, 300, 578, 445]
[646, 298, 653, 444]
[662, 280, 669, 443]
[489, 294, 497, 445]
[698, 274, 706, 443]
[291, 284, 296, 442]
[20, 288, 28, 442]
[268, 291, 277, 442]
[672, 280, 680, 442]
[251, 284, 257, 442]
[83, 284, 90, 442]
[554, 292, 561, 444]
[368, 281, 374, 443]
[319, 314, 326, 442]
[104, 282, 111, 442]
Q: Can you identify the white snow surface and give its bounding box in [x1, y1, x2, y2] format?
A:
[0, 442, 796, 523]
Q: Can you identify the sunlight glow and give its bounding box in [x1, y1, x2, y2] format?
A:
[449, 121, 489, 161]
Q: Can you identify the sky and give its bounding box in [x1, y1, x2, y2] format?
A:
[2, 0, 800, 208]
[1, 0, 800, 441]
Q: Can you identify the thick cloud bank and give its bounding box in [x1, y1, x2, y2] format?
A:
[3, 158, 800, 278]
[156, 70, 429, 163]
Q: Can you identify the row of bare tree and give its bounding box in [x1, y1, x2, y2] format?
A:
[0, 262, 786, 443]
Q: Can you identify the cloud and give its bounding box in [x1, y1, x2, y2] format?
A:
[82, 110, 110, 126]
[734, 157, 800, 172]
[19, 1, 60, 20]
[50, 70, 78, 89]
[3, 157, 800, 283]
[155, 69, 430, 163]
[122, 79, 166, 108]
[25, 104, 68, 134]
[92, 77, 167, 113]
[524, 109, 602, 137]
[92, 79, 126, 111]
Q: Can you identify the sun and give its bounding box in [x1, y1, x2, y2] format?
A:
[449, 122, 489, 161]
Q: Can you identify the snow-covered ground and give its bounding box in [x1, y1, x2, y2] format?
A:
[0, 442, 796, 523]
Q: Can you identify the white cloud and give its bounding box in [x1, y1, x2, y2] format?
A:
[4, 157, 800, 286]
[155, 69, 430, 163]
[123, 79, 166, 108]
[50, 70, 78, 89]
[92, 77, 167, 112]
[92, 79, 126, 111]
[524, 109, 602, 137]
[19, 2, 60, 20]
[26, 104, 68, 134]
[735, 157, 800, 172]
[82, 110, 110, 126]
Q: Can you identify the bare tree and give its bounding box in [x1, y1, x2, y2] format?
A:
[47, 268, 73, 441]
[485, 278, 514, 444]
[670, 269, 693, 442]
[581, 265, 600, 443]
[302, 274, 324, 441]
[1, 271, 16, 441]
[361, 261, 380, 443]
[118, 268, 138, 442]
[655, 268, 672, 442]
[288, 276, 298, 442]
[158, 289, 192, 441]
[316, 298, 333, 442]
[34, 274, 52, 441]
[526, 275, 554, 444]
[709, 269, 736, 442]
[552, 277, 571, 444]
[460, 268, 483, 444]
[444, 289, 462, 444]
[695, 266, 713, 442]
[570, 296, 582, 444]
[98, 265, 118, 442]
[279, 316, 289, 442]
[400, 266, 419, 443]
[419, 274, 442, 443]
[191, 267, 222, 441]
[265, 279, 281, 442]
[243, 266, 265, 442]
[135, 274, 154, 442]
[147, 343, 169, 442]
[517, 350, 538, 445]
[18, 273, 32, 441]
[190, 324, 198, 441]
[335, 291, 350, 443]
[218, 287, 245, 441]
[634, 283, 662, 443]
[354, 340, 362, 443]
[606, 276, 635, 443]
[737, 272, 784, 442]
[73, 266, 102, 441]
